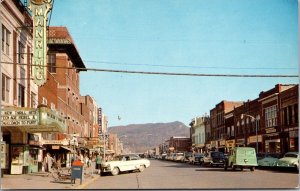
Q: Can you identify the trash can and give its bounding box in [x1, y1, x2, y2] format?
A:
[71, 160, 84, 184]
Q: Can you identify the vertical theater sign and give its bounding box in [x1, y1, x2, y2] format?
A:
[28, 0, 53, 86]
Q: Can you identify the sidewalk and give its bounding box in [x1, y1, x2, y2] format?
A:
[1, 167, 100, 190]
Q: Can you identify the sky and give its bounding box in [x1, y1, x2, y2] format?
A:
[48, 0, 298, 127]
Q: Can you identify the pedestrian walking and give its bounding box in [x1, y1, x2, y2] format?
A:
[95, 153, 102, 174]
[43, 154, 48, 172]
[46, 153, 54, 172]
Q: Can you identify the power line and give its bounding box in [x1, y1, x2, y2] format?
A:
[83, 60, 297, 70]
[1, 61, 298, 78]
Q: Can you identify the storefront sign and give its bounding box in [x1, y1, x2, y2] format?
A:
[248, 135, 262, 143]
[225, 140, 235, 148]
[42, 139, 69, 145]
[39, 107, 67, 133]
[1, 109, 38, 126]
[265, 128, 276, 134]
[28, 0, 53, 86]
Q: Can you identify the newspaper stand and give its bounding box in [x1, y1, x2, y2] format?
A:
[71, 160, 84, 184]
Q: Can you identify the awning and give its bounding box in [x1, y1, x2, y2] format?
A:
[61, 146, 76, 153]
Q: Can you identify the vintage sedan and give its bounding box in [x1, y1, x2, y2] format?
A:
[203, 151, 225, 167]
[101, 154, 150, 176]
[275, 152, 299, 170]
[257, 153, 282, 167]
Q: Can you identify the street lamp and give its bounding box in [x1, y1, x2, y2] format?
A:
[241, 114, 258, 152]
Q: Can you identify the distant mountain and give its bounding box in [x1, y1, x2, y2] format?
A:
[108, 121, 190, 153]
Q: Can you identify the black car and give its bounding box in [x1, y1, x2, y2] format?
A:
[190, 153, 204, 165]
[202, 151, 225, 167]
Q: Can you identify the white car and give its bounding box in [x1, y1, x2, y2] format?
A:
[101, 154, 150, 176]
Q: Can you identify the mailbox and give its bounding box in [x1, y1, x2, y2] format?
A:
[71, 160, 84, 184]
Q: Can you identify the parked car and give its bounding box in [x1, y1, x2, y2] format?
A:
[174, 153, 184, 162]
[257, 153, 282, 167]
[182, 152, 192, 163]
[202, 151, 225, 167]
[161, 153, 167, 160]
[101, 154, 150, 176]
[189, 153, 204, 165]
[275, 152, 299, 170]
[224, 147, 257, 171]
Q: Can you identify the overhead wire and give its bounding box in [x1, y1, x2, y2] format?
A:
[1, 61, 298, 78]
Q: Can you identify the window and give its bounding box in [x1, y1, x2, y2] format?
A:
[2, 74, 10, 102]
[47, 53, 56, 73]
[265, 105, 277, 128]
[18, 41, 25, 65]
[18, 84, 25, 107]
[2, 25, 10, 55]
[31, 92, 37, 108]
[294, 104, 298, 124]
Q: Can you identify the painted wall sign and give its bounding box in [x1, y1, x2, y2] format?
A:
[28, 0, 53, 86]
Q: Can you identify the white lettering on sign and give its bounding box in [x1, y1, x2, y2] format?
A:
[1, 109, 39, 126]
[28, 0, 53, 86]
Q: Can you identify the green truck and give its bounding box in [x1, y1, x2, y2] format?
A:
[224, 147, 258, 171]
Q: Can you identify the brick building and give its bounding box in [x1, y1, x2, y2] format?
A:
[168, 136, 191, 152]
[210, 101, 243, 152]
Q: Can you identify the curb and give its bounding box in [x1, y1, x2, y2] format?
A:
[75, 175, 100, 189]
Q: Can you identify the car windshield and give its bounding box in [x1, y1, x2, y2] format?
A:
[284, 153, 298, 158]
[177, 153, 184, 156]
[211, 152, 224, 157]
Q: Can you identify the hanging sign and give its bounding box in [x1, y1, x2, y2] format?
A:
[28, 0, 53, 86]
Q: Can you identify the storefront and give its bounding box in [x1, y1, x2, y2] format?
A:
[247, 135, 262, 153]
[1, 106, 67, 174]
[225, 139, 235, 153]
[263, 127, 281, 153]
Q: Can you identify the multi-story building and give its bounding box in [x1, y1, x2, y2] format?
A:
[191, 84, 298, 155]
[258, 84, 295, 154]
[233, 99, 262, 152]
[224, 110, 235, 152]
[279, 85, 298, 153]
[210, 101, 243, 152]
[190, 116, 208, 153]
[38, 26, 87, 165]
[168, 136, 191, 152]
[0, 0, 45, 175]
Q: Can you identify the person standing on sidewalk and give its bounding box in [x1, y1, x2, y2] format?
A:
[47, 153, 54, 172]
[95, 153, 102, 174]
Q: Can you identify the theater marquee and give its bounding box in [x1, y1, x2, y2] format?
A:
[28, 0, 53, 86]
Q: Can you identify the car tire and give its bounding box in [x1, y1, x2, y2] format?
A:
[139, 165, 145, 172]
[230, 163, 235, 171]
[224, 163, 228, 171]
[250, 166, 255, 171]
[111, 167, 120, 176]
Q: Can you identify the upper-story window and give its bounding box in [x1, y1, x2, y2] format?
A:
[18, 84, 25, 107]
[18, 41, 25, 65]
[31, 92, 37, 108]
[47, 53, 56, 73]
[2, 25, 10, 55]
[265, 105, 277, 128]
[2, 74, 10, 103]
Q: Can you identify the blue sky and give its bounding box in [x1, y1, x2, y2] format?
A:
[49, 0, 298, 127]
